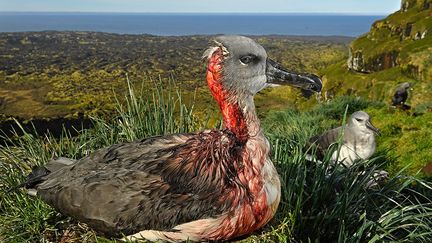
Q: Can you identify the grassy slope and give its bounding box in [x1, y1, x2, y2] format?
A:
[321, 59, 432, 108]
[1, 83, 431, 242]
[318, 3, 432, 176]
[351, 4, 432, 68]
[265, 95, 432, 177]
[366, 107, 432, 176]
[341, 1, 432, 101]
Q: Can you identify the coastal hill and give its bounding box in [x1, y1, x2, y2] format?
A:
[319, 0, 432, 176]
[348, 0, 432, 80]
[323, 0, 432, 106]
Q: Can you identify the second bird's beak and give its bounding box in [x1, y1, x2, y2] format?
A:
[366, 120, 380, 135]
[266, 58, 322, 97]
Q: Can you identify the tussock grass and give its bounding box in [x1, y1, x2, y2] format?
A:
[262, 96, 432, 242]
[1, 80, 431, 242]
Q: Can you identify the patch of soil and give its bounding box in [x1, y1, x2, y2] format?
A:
[422, 161, 432, 176]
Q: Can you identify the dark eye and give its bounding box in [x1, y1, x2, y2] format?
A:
[355, 118, 363, 122]
[240, 55, 257, 65]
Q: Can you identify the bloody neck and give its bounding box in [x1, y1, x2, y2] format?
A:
[206, 49, 261, 142]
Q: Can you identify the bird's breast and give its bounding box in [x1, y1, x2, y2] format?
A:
[262, 161, 281, 213]
[214, 137, 280, 239]
[332, 138, 376, 166]
[355, 135, 376, 159]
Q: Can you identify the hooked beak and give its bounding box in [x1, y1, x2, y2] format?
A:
[266, 58, 322, 97]
[366, 120, 380, 135]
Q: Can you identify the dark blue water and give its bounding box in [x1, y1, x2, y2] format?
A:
[0, 13, 383, 37]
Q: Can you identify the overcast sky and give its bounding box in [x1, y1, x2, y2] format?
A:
[0, 0, 401, 14]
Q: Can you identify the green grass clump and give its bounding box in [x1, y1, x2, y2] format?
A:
[366, 107, 432, 176]
[1, 81, 431, 242]
[263, 96, 384, 145]
[264, 95, 432, 177]
[322, 61, 432, 108]
[265, 143, 432, 242]
[0, 78, 202, 242]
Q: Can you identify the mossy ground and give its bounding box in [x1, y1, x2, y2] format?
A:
[317, 62, 432, 176]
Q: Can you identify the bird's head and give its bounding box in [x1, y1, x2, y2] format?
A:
[204, 35, 322, 101]
[399, 82, 412, 90]
[348, 111, 380, 136]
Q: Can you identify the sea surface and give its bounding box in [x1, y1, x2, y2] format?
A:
[0, 13, 384, 37]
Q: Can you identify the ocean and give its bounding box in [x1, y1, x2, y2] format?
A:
[0, 13, 384, 37]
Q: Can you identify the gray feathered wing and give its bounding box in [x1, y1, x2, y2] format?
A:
[31, 130, 244, 237]
[308, 127, 342, 160]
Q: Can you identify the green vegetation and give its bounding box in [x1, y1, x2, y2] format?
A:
[341, 0, 432, 104]
[1, 82, 431, 242]
[349, 1, 432, 76]
[265, 95, 432, 177]
[0, 32, 349, 119]
[1, 3, 432, 240]
[315, 1, 432, 177]
[367, 106, 432, 176]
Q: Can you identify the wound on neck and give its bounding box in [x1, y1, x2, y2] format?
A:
[206, 48, 249, 142]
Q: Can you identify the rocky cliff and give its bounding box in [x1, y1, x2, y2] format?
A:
[347, 0, 432, 81]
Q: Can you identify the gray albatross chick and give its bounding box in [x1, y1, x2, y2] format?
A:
[309, 111, 380, 167]
[308, 111, 388, 188]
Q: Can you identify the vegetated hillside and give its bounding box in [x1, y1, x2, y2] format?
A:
[316, 0, 432, 176]
[322, 0, 432, 107]
[0, 32, 350, 119]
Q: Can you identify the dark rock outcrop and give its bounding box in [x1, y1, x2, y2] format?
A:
[0, 115, 93, 144]
[402, 0, 431, 11]
[348, 49, 398, 73]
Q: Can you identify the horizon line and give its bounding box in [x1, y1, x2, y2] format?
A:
[0, 11, 390, 16]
